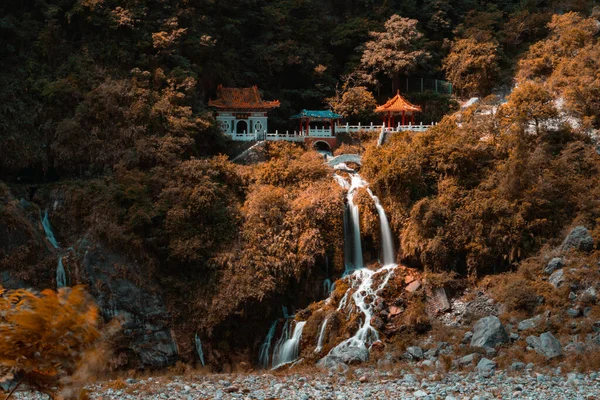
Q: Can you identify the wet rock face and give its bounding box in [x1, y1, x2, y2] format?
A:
[82, 246, 178, 368]
[561, 226, 594, 252]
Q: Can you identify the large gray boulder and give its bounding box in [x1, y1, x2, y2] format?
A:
[403, 346, 424, 361]
[526, 332, 563, 359]
[470, 316, 508, 348]
[477, 358, 497, 374]
[327, 345, 369, 365]
[561, 226, 594, 252]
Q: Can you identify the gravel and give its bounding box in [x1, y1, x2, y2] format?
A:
[11, 368, 600, 400]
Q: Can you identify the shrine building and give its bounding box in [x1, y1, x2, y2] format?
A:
[209, 85, 280, 137]
[375, 91, 422, 128]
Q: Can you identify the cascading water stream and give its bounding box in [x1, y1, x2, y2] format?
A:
[271, 320, 306, 369]
[41, 211, 70, 289]
[314, 317, 329, 353]
[367, 189, 395, 266]
[327, 171, 397, 358]
[41, 211, 59, 249]
[258, 319, 278, 369]
[195, 333, 206, 367]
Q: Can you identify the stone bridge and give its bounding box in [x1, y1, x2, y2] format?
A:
[327, 154, 362, 167]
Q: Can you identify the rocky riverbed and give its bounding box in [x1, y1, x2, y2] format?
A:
[11, 367, 600, 400]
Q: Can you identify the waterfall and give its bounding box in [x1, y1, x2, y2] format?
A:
[41, 211, 59, 248]
[326, 172, 397, 359]
[271, 320, 306, 369]
[347, 174, 366, 272]
[367, 189, 395, 265]
[195, 333, 205, 367]
[41, 211, 70, 289]
[314, 317, 329, 353]
[56, 257, 67, 288]
[258, 319, 278, 369]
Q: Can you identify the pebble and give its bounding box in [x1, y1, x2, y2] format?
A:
[11, 369, 600, 400]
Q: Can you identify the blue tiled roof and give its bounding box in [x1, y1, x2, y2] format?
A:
[290, 109, 343, 119]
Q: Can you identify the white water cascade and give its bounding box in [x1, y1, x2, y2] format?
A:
[195, 333, 206, 367]
[271, 320, 306, 369]
[367, 189, 395, 265]
[258, 319, 278, 369]
[327, 172, 397, 358]
[314, 317, 329, 353]
[345, 174, 368, 273]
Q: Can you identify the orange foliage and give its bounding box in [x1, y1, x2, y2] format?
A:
[0, 285, 111, 399]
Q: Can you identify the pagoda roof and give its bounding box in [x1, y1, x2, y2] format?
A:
[208, 85, 280, 110]
[290, 109, 343, 120]
[375, 91, 422, 113]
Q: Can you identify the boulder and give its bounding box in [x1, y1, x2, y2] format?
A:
[567, 308, 581, 318]
[477, 358, 497, 374]
[454, 353, 480, 367]
[470, 316, 508, 349]
[549, 269, 566, 288]
[327, 345, 369, 365]
[403, 346, 424, 361]
[526, 332, 563, 359]
[317, 355, 349, 372]
[561, 226, 594, 252]
[406, 280, 421, 293]
[544, 257, 564, 275]
[510, 362, 526, 372]
[518, 314, 544, 331]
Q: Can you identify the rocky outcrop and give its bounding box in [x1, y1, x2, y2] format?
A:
[82, 244, 179, 368]
[470, 316, 508, 349]
[561, 226, 594, 252]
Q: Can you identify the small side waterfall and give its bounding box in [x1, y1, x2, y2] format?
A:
[271, 321, 306, 369]
[314, 317, 329, 353]
[258, 319, 278, 369]
[41, 211, 59, 249]
[56, 257, 67, 288]
[41, 211, 69, 289]
[195, 333, 206, 367]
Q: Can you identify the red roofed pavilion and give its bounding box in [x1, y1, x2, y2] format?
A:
[375, 91, 422, 128]
[209, 85, 280, 137]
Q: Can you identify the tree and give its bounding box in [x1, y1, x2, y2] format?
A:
[500, 81, 558, 134]
[442, 38, 500, 97]
[359, 15, 430, 91]
[0, 286, 110, 399]
[327, 86, 377, 122]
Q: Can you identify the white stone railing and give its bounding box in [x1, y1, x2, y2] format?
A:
[228, 123, 437, 142]
[335, 122, 436, 134]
